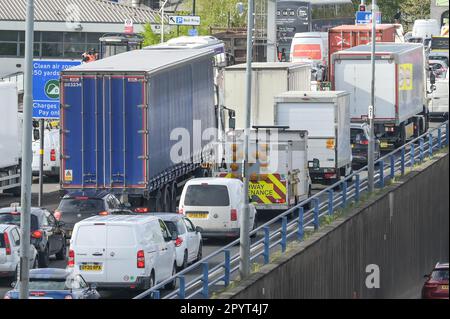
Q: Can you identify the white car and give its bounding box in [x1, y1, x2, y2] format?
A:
[69, 214, 177, 290]
[32, 128, 60, 178]
[151, 213, 203, 270]
[178, 178, 257, 238]
[0, 224, 38, 280]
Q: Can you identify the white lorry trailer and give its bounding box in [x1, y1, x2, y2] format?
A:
[213, 129, 311, 211]
[331, 43, 429, 151]
[274, 91, 352, 185]
[223, 62, 311, 129]
[0, 82, 21, 195]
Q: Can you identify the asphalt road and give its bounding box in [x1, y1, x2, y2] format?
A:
[0, 122, 444, 299]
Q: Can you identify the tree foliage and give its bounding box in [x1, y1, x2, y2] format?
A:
[196, 0, 247, 34]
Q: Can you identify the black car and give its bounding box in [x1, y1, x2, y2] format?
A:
[55, 190, 125, 237]
[0, 206, 66, 268]
[351, 123, 381, 169]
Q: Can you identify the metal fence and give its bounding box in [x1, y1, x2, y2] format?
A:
[134, 121, 449, 299]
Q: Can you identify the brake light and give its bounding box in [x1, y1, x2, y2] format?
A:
[275, 198, 286, 204]
[134, 207, 148, 213]
[175, 237, 183, 247]
[359, 140, 369, 145]
[424, 283, 439, 288]
[3, 233, 11, 255]
[98, 211, 109, 216]
[231, 209, 237, 221]
[54, 210, 62, 221]
[50, 149, 56, 161]
[30, 292, 46, 297]
[137, 250, 145, 268]
[324, 173, 336, 179]
[31, 230, 42, 239]
[68, 249, 74, 267]
[64, 295, 73, 299]
[74, 197, 88, 200]
[4, 295, 10, 299]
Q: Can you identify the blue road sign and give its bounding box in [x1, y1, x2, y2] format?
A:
[32, 60, 80, 119]
[188, 28, 199, 36]
[356, 11, 381, 24]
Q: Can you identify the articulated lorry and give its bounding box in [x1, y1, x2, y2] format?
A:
[0, 82, 21, 196]
[331, 43, 429, 151]
[59, 49, 217, 211]
[213, 129, 311, 211]
[274, 91, 352, 185]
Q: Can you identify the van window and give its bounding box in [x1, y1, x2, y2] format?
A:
[0, 234, 4, 248]
[143, 221, 164, 245]
[107, 226, 135, 247]
[75, 225, 106, 246]
[184, 185, 230, 206]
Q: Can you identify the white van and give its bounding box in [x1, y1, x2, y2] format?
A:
[412, 19, 440, 39]
[289, 32, 328, 65]
[178, 178, 257, 238]
[32, 128, 60, 178]
[69, 215, 177, 290]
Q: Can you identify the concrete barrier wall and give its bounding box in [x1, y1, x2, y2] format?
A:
[219, 153, 449, 299]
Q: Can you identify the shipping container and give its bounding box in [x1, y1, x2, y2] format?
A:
[60, 49, 216, 211]
[0, 82, 21, 194]
[223, 62, 311, 129]
[274, 91, 352, 184]
[331, 43, 428, 151]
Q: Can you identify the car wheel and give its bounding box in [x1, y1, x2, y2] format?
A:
[180, 250, 188, 270]
[38, 246, 50, 268]
[55, 238, 66, 260]
[196, 241, 203, 262]
[164, 263, 177, 290]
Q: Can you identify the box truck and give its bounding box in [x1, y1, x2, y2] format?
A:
[0, 82, 21, 196]
[274, 91, 352, 185]
[223, 62, 311, 129]
[331, 43, 429, 151]
[59, 49, 216, 211]
[213, 128, 311, 211]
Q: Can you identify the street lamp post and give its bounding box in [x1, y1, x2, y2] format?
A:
[368, 0, 377, 193]
[19, 0, 34, 299]
[160, 0, 168, 43]
[240, 0, 254, 280]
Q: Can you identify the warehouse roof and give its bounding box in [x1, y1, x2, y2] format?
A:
[63, 48, 214, 73]
[0, 0, 163, 24]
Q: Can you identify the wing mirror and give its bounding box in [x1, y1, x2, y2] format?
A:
[195, 226, 202, 234]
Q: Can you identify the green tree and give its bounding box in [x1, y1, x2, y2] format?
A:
[399, 0, 431, 31]
[196, 0, 247, 35]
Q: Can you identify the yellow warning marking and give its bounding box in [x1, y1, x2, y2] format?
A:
[64, 169, 73, 182]
[267, 174, 287, 195]
[399, 64, 413, 91]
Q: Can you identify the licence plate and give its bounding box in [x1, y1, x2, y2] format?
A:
[80, 264, 102, 271]
[380, 142, 389, 148]
[442, 285, 448, 290]
[187, 212, 208, 219]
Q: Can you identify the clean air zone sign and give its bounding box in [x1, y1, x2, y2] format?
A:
[33, 60, 81, 119]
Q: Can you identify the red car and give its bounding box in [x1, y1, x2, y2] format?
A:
[422, 262, 449, 299]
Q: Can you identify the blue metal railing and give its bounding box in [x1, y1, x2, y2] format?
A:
[134, 121, 449, 299]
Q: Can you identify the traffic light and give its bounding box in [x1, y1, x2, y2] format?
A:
[359, 4, 366, 12]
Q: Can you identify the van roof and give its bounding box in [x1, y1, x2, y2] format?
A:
[186, 177, 242, 187]
[76, 214, 159, 225]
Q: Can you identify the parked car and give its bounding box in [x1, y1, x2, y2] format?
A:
[4, 268, 100, 299]
[0, 224, 38, 280]
[150, 213, 203, 270]
[0, 206, 66, 268]
[350, 122, 381, 168]
[178, 178, 257, 238]
[55, 190, 125, 238]
[69, 214, 177, 291]
[422, 262, 449, 299]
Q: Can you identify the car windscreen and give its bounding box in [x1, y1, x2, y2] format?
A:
[350, 128, 367, 144]
[0, 213, 39, 231]
[57, 198, 105, 213]
[431, 269, 449, 281]
[184, 185, 230, 206]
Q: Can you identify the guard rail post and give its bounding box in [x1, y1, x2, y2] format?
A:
[355, 174, 360, 203]
[419, 138, 424, 162]
[281, 216, 287, 252]
[378, 159, 384, 188]
[264, 226, 270, 264]
[446, 122, 449, 146]
[410, 143, 415, 168]
[178, 275, 185, 299]
[313, 198, 319, 230]
[438, 127, 442, 149]
[390, 155, 395, 179]
[341, 181, 347, 208]
[328, 189, 334, 215]
[401, 147, 405, 175]
[297, 206, 304, 240]
[224, 250, 230, 287]
[429, 133, 433, 157]
[202, 262, 209, 298]
[153, 290, 160, 299]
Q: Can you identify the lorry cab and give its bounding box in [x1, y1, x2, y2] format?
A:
[179, 178, 257, 238]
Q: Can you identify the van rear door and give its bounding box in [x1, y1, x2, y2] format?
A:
[73, 224, 107, 283]
[105, 225, 138, 284]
